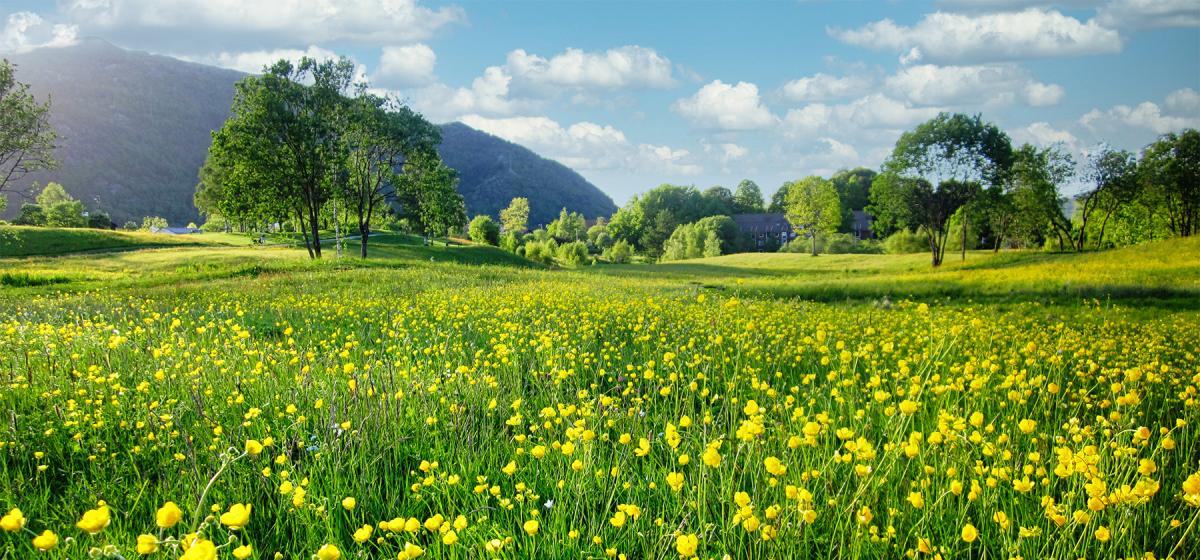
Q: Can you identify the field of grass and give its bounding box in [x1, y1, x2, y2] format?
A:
[0, 233, 1197, 559]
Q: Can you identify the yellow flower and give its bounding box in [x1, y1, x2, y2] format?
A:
[424, 514, 444, 532]
[666, 471, 684, 492]
[316, 544, 341, 560]
[634, 438, 650, 457]
[233, 544, 253, 559]
[0, 508, 26, 532]
[137, 534, 159, 555]
[442, 530, 459, 545]
[353, 524, 374, 543]
[523, 519, 540, 536]
[906, 491, 924, 509]
[341, 497, 356, 510]
[1018, 419, 1037, 434]
[675, 533, 699, 557]
[401, 542, 425, 558]
[961, 523, 979, 543]
[764, 456, 787, 476]
[32, 530, 59, 551]
[1183, 473, 1200, 507]
[610, 511, 627, 528]
[899, 399, 918, 415]
[702, 447, 721, 467]
[453, 514, 468, 531]
[502, 460, 517, 476]
[156, 501, 183, 528]
[561, 441, 576, 455]
[180, 539, 217, 560]
[220, 503, 252, 530]
[76, 504, 112, 534]
[1094, 525, 1110, 542]
[244, 439, 264, 456]
[1013, 477, 1034, 493]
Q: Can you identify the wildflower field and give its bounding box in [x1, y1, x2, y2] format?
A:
[1, 234, 1198, 559]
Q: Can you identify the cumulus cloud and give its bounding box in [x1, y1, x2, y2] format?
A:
[781, 73, 873, 102]
[190, 45, 341, 74]
[1012, 121, 1083, 152]
[884, 64, 1064, 107]
[783, 94, 942, 137]
[63, 0, 464, 43]
[459, 114, 701, 176]
[1080, 90, 1200, 135]
[673, 80, 777, 130]
[504, 46, 675, 91]
[375, 44, 437, 87]
[0, 11, 78, 53]
[1096, 0, 1200, 29]
[830, 8, 1122, 63]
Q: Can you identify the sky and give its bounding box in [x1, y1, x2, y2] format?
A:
[2, 0, 1198, 204]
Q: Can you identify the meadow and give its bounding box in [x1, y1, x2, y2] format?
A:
[0, 229, 1197, 559]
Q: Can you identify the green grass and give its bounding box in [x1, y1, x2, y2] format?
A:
[0, 225, 240, 257]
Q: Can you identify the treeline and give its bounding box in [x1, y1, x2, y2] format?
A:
[194, 57, 464, 258]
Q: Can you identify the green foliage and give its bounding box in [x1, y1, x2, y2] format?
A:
[547, 207, 586, 241]
[499, 197, 530, 233]
[35, 183, 87, 228]
[140, 216, 168, 230]
[946, 207, 980, 251]
[882, 229, 929, 254]
[1074, 147, 1139, 250]
[499, 231, 521, 253]
[784, 176, 841, 255]
[557, 240, 589, 266]
[87, 212, 113, 229]
[608, 184, 724, 255]
[468, 214, 501, 246]
[603, 239, 633, 263]
[831, 168, 877, 231]
[1139, 129, 1199, 237]
[767, 183, 789, 214]
[781, 232, 881, 254]
[394, 151, 467, 239]
[522, 238, 558, 264]
[701, 186, 736, 216]
[1007, 144, 1075, 249]
[661, 215, 738, 261]
[14, 203, 46, 226]
[733, 179, 764, 213]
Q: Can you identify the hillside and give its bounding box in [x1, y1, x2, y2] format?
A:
[3, 40, 616, 226]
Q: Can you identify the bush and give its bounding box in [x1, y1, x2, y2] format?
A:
[557, 240, 589, 266]
[499, 231, 521, 253]
[604, 240, 633, 263]
[87, 212, 113, 229]
[661, 215, 739, 261]
[883, 229, 928, 254]
[13, 203, 46, 226]
[200, 214, 229, 232]
[468, 215, 500, 246]
[523, 239, 558, 264]
[141, 216, 168, 231]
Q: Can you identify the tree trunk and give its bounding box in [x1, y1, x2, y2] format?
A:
[961, 213, 968, 262]
[811, 232, 817, 256]
[334, 200, 342, 259]
[359, 222, 369, 258]
[308, 206, 322, 258]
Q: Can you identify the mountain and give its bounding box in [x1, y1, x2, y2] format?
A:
[3, 39, 616, 227]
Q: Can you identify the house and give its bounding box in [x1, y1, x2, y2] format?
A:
[150, 226, 202, 235]
[731, 213, 796, 251]
[851, 210, 875, 239]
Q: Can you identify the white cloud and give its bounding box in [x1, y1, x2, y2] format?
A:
[458, 114, 701, 176]
[0, 11, 78, 53]
[831, 8, 1122, 63]
[884, 64, 1064, 107]
[376, 44, 437, 87]
[1096, 0, 1200, 29]
[1013, 121, 1082, 152]
[504, 46, 675, 91]
[673, 80, 777, 130]
[64, 0, 464, 43]
[784, 94, 942, 137]
[194, 45, 340, 74]
[1165, 88, 1200, 114]
[781, 72, 872, 102]
[1081, 92, 1200, 135]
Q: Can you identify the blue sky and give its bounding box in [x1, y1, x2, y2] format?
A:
[2, 0, 1198, 203]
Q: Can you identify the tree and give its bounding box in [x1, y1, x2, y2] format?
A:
[469, 214, 500, 245]
[500, 197, 531, 233]
[36, 183, 86, 228]
[1008, 143, 1075, 249]
[204, 57, 356, 259]
[830, 168, 877, 232]
[547, 207, 586, 241]
[141, 216, 168, 230]
[661, 215, 738, 261]
[733, 180, 765, 213]
[395, 150, 466, 240]
[1075, 147, 1138, 250]
[878, 112, 1013, 266]
[0, 59, 58, 211]
[339, 93, 440, 257]
[783, 176, 841, 256]
[13, 203, 45, 226]
[700, 186, 736, 216]
[1140, 129, 1199, 237]
[767, 183, 790, 213]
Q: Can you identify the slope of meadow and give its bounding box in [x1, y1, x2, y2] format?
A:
[0, 238, 1196, 559]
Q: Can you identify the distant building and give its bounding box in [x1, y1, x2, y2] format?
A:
[732, 213, 796, 251]
[150, 226, 202, 235]
[851, 210, 875, 239]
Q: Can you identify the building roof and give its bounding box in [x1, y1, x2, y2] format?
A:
[731, 213, 791, 230]
[151, 227, 202, 235]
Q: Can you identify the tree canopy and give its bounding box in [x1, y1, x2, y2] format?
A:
[0, 59, 58, 212]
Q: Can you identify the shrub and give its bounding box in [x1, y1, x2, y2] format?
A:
[883, 229, 928, 254]
[523, 239, 558, 264]
[499, 231, 521, 253]
[87, 212, 113, 229]
[122, 221, 139, 231]
[604, 240, 633, 263]
[200, 214, 229, 232]
[468, 215, 500, 246]
[661, 215, 739, 261]
[13, 203, 46, 226]
[557, 240, 589, 266]
[141, 216, 168, 231]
